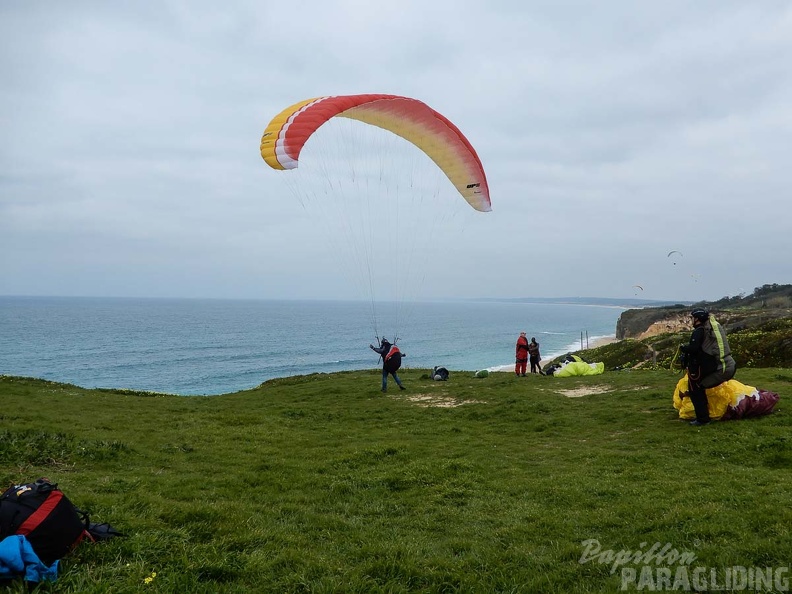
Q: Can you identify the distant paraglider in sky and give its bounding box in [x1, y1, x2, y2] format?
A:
[667, 250, 683, 265]
[632, 284, 644, 296]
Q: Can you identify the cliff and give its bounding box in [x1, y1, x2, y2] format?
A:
[564, 284, 792, 370]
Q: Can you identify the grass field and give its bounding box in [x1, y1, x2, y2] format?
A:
[1, 368, 790, 593]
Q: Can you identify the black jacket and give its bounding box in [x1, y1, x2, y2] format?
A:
[681, 317, 734, 381]
[371, 340, 392, 359]
[371, 340, 403, 373]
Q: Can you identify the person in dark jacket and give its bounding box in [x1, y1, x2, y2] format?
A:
[370, 338, 406, 392]
[527, 337, 545, 375]
[680, 309, 737, 426]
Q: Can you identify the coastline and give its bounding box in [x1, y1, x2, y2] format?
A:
[3, 298, 625, 394]
[589, 335, 618, 349]
[539, 335, 618, 368]
[488, 334, 619, 373]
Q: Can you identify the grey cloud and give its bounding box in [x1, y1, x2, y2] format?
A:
[2, 1, 790, 301]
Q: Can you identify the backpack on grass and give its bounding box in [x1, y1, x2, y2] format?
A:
[432, 366, 449, 381]
[0, 478, 89, 566]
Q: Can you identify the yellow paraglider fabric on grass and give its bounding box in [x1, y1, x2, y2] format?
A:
[672, 375, 757, 420]
[553, 361, 605, 377]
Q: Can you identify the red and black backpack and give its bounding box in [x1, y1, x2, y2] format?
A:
[0, 478, 89, 566]
[384, 345, 402, 373]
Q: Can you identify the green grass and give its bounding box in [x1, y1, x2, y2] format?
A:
[1, 369, 790, 593]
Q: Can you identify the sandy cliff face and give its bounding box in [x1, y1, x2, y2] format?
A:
[617, 285, 792, 340]
[615, 306, 689, 339]
[617, 307, 791, 340]
[633, 313, 691, 339]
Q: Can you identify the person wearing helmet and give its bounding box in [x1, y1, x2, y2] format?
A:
[679, 309, 737, 426]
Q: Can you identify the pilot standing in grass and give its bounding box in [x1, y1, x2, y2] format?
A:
[370, 338, 406, 393]
[528, 337, 545, 375]
[515, 332, 529, 376]
[680, 309, 737, 426]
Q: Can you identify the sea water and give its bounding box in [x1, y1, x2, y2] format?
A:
[0, 297, 623, 395]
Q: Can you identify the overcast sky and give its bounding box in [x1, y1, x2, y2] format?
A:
[2, 1, 790, 302]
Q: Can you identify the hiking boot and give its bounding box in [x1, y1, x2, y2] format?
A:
[399, 385, 406, 390]
[689, 419, 710, 426]
[381, 388, 387, 393]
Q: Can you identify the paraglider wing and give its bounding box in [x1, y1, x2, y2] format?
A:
[260, 94, 491, 212]
[554, 361, 605, 377]
[633, 284, 644, 291]
[667, 250, 683, 265]
[672, 377, 779, 421]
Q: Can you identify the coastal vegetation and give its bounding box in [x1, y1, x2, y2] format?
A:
[554, 283, 792, 371]
[1, 364, 790, 592]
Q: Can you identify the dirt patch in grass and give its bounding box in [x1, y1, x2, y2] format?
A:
[557, 384, 614, 398]
[557, 384, 651, 398]
[396, 393, 485, 407]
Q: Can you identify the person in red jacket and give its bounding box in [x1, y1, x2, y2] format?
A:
[515, 332, 529, 376]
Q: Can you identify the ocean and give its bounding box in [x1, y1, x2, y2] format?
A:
[0, 297, 623, 395]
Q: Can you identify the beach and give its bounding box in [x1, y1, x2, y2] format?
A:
[590, 336, 618, 348]
[535, 334, 617, 370]
[490, 334, 619, 373]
